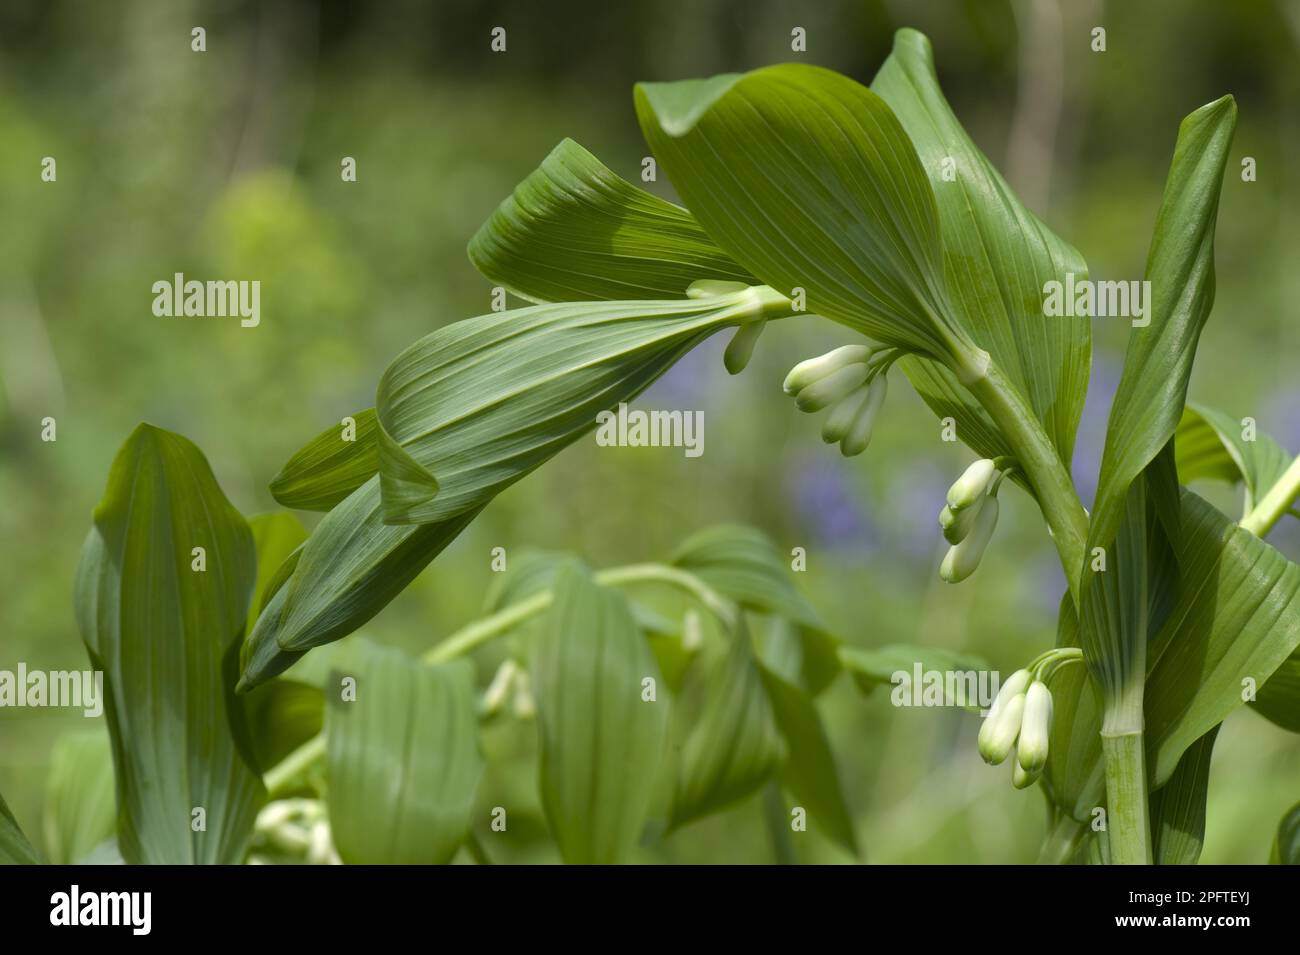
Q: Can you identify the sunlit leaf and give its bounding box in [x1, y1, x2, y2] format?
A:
[871, 28, 1091, 465]
[74, 424, 264, 863]
[270, 409, 379, 512]
[374, 291, 789, 525]
[635, 63, 982, 373]
[326, 643, 483, 864]
[1175, 401, 1292, 516]
[1078, 96, 1236, 736]
[238, 477, 482, 690]
[469, 138, 754, 303]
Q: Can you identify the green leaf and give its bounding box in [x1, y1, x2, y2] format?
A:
[671, 618, 786, 828]
[326, 644, 483, 864]
[0, 791, 41, 865]
[635, 63, 982, 373]
[1079, 96, 1236, 711]
[246, 511, 307, 636]
[469, 138, 754, 303]
[1150, 725, 1217, 865]
[1175, 401, 1292, 516]
[238, 476, 482, 690]
[1253, 651, 1300, 733]
[242, 678, 325, 771]
[532, 562, 669, 863]
[839, 643, 991, 712]
[43, 729, 116, 865]
[1089, 96, 1236, 537]
[1272, 802, 1300, 864]
[1143, 490, 1300, 784]
[758, 665, 858, 855]
[74, 424, 264, 863]
[269, 409, 379, 512]
[671, 524, 839, 694]
[482, 549, 567, 613]
[1043, 597, 1104, 819]
[1052, 488, 1300, 819]
[374, 291, 790, 525]
[871, 28, 1091, 465]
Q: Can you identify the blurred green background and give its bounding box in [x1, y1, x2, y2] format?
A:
[2, 0, 1298, 863]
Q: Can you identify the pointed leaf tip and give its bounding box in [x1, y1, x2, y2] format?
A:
[634, 74, 743, 137]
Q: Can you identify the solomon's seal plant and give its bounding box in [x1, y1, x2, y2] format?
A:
[7, 27, 1300, 867]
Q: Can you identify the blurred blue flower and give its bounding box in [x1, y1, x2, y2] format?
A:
[1071, 353, 1120, 510]
[641, 337, 722, 408]
[785, 453, 877, 552]
[886, 461, 949, 559]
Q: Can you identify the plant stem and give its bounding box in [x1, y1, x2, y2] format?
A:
[761, 783, 798, 865]
[1241, 453, 1300, 537]
[423, 562, 731, 664]
[1037, 814, 1087, 865]
[262, 562, 732, 799]
[264, 734, 325, 798]
[965, 363, 1090, 604]
[1101, 731, 1152, 864]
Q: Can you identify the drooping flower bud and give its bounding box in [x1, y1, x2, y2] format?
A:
[782, 345, 872, 396]
[939, 496, 999, 583]
[1016, 681, 1054, 773]
[939, 499, 983, 544]
[821, 385, 869, 444]
[977, 688, 1025, 765]
[838, 373, 887, 457]
[687, 279, 752, 299]
[946, 458, 997, 511]
[795, 363, 871, 412]
[1011, 758, 1040, 790]
[723, 320, 766, 374]
[990, 668, 1033, 711]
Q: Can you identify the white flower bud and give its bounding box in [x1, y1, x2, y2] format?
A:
[1011, 758, 1040, 790]
[939, 496, 999, 583]
[939, 499, 983, 544]
[686, 279, 751, 299]
[821, 384, 869, 443]
[838, 373, 888, 456]
[795, 363, 871, 412]
[990, 668, 1033, 712]
[1016, 681, 1054, 773]
[723, 320, 766, 374]
[946, 458, 997, 511]
[782, 344, 872, 395]
[977, 689, 1024, 765]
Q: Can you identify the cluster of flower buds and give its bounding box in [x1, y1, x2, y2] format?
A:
[938, 458, 1008, 583]
[482, 658, 535, 719]
[977, 648, 1081, 789]
[782, 344, 894, 456]
[250, 797, 340, 864]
